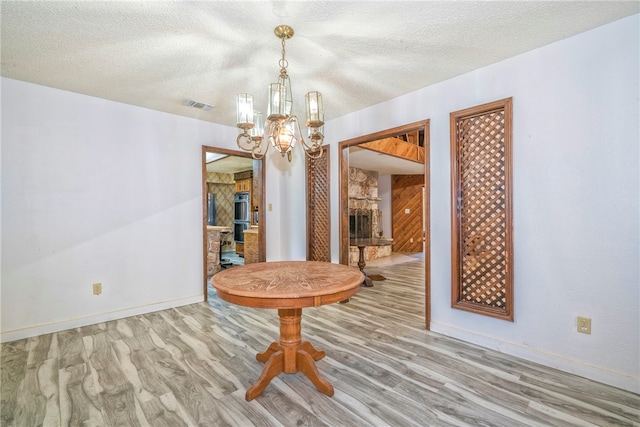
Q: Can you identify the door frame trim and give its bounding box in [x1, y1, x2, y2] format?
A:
[201, 145, 266, 299]
[338, 120, 431, 329]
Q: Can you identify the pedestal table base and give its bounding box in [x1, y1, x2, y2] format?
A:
[245, 308, 334, 401]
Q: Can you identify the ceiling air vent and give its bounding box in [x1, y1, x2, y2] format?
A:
[183, 99, 214, 111]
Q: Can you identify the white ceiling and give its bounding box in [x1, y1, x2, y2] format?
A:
[205, 153, 254, 174]
[203, 144, 425, 175]
[348, 145, 425, 176]
[2, 1, 638, 130]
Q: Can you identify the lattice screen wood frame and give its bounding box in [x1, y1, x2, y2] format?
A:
[450, 98, 514, 321]
[306, 146, 331, 262]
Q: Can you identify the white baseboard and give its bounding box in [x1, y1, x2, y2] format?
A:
[1, 295, 204, 343]
[430, 321, 639, 394]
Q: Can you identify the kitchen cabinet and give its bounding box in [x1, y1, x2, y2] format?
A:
[235, 178, 252, 193]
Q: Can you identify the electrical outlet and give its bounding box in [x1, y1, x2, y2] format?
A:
[577, 316, 591, 334]
[93, 283, 102, 295]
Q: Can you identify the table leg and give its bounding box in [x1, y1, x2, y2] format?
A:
[299, 341, 326, 360]
[256, 342, 280, 363]
[245, 308, 334, 401]
[245, 350, 283, 401]
[296, 349, 333, 396]
[357, 245, 373, 287]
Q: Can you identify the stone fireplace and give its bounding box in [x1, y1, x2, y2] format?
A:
[348, 167, 392, 265]
[349, 209, 371, 239]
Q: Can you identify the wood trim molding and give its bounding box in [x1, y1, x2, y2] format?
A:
[450, 98, 514, 321]
[252, 157, 266, 263]
[201, 146, 266, 299]
[338, 120, 431, 329]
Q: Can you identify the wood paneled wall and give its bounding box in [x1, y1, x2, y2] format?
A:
[391, 175, 424, 253]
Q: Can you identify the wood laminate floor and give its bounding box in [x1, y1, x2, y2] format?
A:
[2, 259, 638, 426]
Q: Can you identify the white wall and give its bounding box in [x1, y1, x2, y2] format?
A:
[264, 147, 308, 261]
[0, 76, 306, 342]
[327, 15, 639, 392]
[0, 79, 243, 341]
[378, 175, 392, 238]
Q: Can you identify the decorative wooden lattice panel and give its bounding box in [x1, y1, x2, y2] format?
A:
[306, 147, 331, 262]
[450, 98, 514, 321]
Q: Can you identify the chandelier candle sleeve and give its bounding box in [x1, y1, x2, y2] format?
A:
[305, 91, 324, 127]
[236, 94, 254, 128]
[268, 79, 292, 120]
[267, 83, 282, 120]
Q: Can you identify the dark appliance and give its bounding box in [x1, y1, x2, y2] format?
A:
[207, 193, 217, 226]
[234, 221, 249, 243]
[234, 192, 250, 242]
[234, 192, 250, 222]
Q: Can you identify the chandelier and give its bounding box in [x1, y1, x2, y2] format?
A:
[236, 25, 324, 162]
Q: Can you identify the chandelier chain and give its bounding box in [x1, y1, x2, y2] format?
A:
[279, 37, 288, 74]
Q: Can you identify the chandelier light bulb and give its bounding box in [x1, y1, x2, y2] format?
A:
[273, 122, 296, 154]
[250, 111, 264, 140]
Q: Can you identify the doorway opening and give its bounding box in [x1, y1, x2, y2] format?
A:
[202, 146, 265, 299]
[338, 120, 431, 328]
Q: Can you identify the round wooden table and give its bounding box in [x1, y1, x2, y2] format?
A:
[211, 260, 364, 401]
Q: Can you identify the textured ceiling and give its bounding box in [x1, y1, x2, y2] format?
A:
[1, 1, 638, 129]
[205, 154, 254, 174]
[349, 145, 425, 175]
